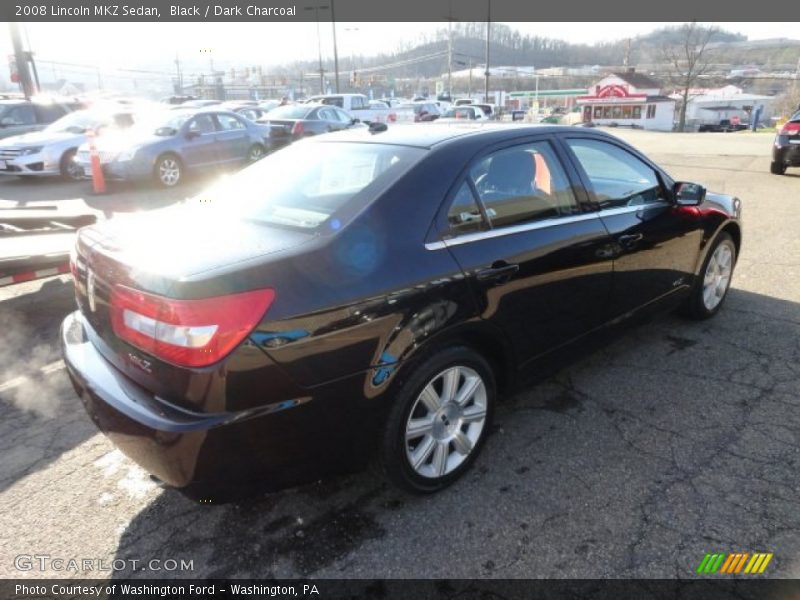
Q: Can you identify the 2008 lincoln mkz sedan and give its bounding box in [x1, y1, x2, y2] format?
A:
[62, 125, 742, 497]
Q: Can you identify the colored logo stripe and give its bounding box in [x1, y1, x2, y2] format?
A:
[697, 554, 725, 574]
[697, 553, 773, 575]
[744, 553, 773, 574]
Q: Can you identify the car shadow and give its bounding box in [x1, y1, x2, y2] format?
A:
[108, 287, 800, 578]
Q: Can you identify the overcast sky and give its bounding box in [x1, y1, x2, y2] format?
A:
[2, 22, 798, 79]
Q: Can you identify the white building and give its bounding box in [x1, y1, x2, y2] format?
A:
[576, 70, 675, 131]
[674, 85, 775, 129]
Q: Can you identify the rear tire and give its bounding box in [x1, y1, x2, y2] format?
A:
[679, 232, 736, 320]
[380, 346, 495, 494]
[247, 144, 265, 162]
[154, 154, 182, 187]
[770, 161, 786, 175]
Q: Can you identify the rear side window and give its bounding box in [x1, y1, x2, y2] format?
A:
[217, 114, 245, 130]
[320, 96, 344, 108]
[566, 138, 667, 209]
[470, 141, 579, 228]
[446, 182, 484, 235]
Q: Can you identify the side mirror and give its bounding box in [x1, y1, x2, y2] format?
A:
[351, 118, 360, 124]
[185, 129, 200, 139]
[673, 182, 706, 206]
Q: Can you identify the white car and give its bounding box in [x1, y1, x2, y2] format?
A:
[0, 109, 135, 180]
[436, 105, 487, 122]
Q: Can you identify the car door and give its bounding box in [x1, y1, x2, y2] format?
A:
[214, 113, 250, 162]
[430, 137, 614, 367]
[316, 107, 342, 132]
[181, 114, 219, 167]
[561, 136, 705, 318]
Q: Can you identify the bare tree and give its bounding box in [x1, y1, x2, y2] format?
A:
[661, 22, 719, 132]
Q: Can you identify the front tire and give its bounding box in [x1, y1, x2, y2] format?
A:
[154, 154, 182, 187]
[381, 346, 495, 493]
[770, 161, 786, 175]
[60, 149, 84, 181]
[680, 232, 736, 320]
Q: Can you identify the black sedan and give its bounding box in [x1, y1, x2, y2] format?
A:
[771, 110, 800, 175]
[62, 125, 742, 498]
[261, 103, 362, 143]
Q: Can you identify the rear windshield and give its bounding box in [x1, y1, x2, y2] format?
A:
[266, 105, 313, 119]
[199, 141, 426, 230]
[791, 110, 800, 123]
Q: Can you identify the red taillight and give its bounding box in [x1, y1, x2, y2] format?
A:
[291, 121, 304, 136]
[780, 122, 800, 135]
[110, 285, 275, 368]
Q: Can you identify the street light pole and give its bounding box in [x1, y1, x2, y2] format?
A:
[484, 0, 491, 103]
[304, 5, 327, 94]
[331, 0, 339, 93]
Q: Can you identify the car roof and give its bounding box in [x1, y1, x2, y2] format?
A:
[315, 123, 604, 149]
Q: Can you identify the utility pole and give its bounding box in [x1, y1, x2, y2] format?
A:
[304, 5, 329, 94]
[174, 53, 183, 94]
[8, 23, 35, 98]
[484, 0, 491, 103]
[331, 0, 339, 93]
[446, 0, 454, 99]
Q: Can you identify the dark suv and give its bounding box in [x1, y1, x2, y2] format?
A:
[771, 110, 800, 175]
[0, 98, 80, 140]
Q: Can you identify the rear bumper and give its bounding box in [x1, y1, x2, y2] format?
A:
[61, 311, 370, 495]
[774, 142, 800, 166]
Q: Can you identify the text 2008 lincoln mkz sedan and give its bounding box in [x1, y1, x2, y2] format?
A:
[62, 125, 742, 497]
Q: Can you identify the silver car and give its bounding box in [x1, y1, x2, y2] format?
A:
[0, 109, 135, 180]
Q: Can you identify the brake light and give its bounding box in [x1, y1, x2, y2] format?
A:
[110, 285, 275, 368]
[291, 121, 304, 136]
[780, 122, 800, 135]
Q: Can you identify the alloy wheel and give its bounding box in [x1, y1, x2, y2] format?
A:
[404, 366, 487, 479]
[702, 241, 733, 311]
[158, 158, 181, 186]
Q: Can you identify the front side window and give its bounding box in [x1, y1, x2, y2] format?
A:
[188, 114, 216, 134]
[1, 105, 36, 125]
[470, 141, 579, 228]
[566, 138, 666, 209]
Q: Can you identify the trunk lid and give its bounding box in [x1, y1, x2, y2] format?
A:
[72, 209, 314, 408]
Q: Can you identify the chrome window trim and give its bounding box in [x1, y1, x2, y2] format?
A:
[425, 212, 601, 251]
[597, 201, 671, 217]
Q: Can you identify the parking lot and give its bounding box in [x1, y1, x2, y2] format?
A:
[0, 130, 798, 579]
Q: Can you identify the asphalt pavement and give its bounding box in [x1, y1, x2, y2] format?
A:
[0, 131, 798, 579]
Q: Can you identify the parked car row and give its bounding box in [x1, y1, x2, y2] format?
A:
[0, 106, 137, 180]
[74, 107, 276, 187]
